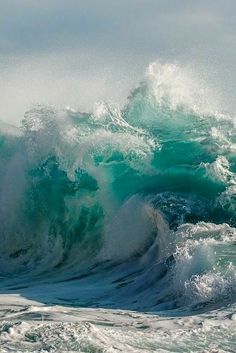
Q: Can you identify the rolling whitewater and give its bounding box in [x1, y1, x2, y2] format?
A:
[0, 62, 236, 352]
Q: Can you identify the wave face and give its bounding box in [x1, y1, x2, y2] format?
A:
[0, 62, 236, 315]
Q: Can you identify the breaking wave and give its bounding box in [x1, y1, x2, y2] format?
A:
[0, 61, 236, 314]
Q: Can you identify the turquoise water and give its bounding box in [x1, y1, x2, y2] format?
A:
[0, 62, 236, 352]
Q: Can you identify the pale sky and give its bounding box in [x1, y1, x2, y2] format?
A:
[1, 0, 236, 124]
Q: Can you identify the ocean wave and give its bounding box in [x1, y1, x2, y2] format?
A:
[0, 61, 236, 313]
